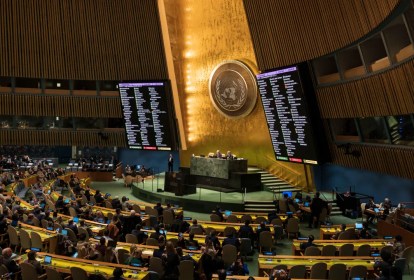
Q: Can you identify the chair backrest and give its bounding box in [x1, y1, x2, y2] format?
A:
[20, 262, 38, 280]
[19, 228, 32, 251]
[81, 195, 88, 206]
[46, 267, 63, 280]
[223, 226, 236, 237]
[65, 227, 78, 243]
[286, 218, 299, 233]
[222, 244, 237, 267]
[271, 218, 283, 227]
[169, 238, 178, 248]
[104, 247, 114, 263]
[70, 267, 89, 280]
[348, 265, 367, 280]
[125, 234, 138, 244]
[319, 208, 328, 224]
[226, 215, 238, 223]
[288, 265, 306, 279]
[278, 200, 288, 213]
[178, 260, 194, 280]
[7, 225, 19, 246]
[357, 244, 371, 256]
[78, 227, 90, 241]
[30, 232, 43, 251]
[0, 264, 8, 276]
[239, 238, 252, 257]
[328, 263, 347, 280]
[310, 262, 328, 279]
[205, 227, 215, 236]
[339, 243, 354, 256]
[117, 248, 130, 264]
[105, 201, 113, 209]
[338, 231, 352, 240]
[69, 207, 78, 217]
[149, 257, 165, 278]
[41, 219, 49, 229]
[273, 225, 284, 240]
[304, 246, 321, 256]
[32, 217, 40, 227]
[259, 231, 273, 251]
[163, 210, 174, 225]
[254, 216, 268, 224]
[77, 246, 87, 259]
[321, 244, 337, 256]
[240, 214, 252, 223]
[132, 204, 141, 213]
[209, 213, 221, 222]
[146, 237, 159, 246]
[145, 206, 153, 215]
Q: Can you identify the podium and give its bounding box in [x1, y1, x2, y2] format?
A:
[164, 171, 196, 196]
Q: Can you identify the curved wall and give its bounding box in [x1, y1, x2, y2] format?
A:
[243, 0, 399, 69]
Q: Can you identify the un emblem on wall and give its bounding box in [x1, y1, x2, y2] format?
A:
[209, 60, 258, 119]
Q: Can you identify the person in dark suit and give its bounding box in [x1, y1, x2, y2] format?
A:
[2, 247, 20, 274]
[300, 235, 315, 251]
[309, 192, 327, 228]
[168, 154, 174, 172]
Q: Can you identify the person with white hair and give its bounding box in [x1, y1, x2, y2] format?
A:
[2, 247, 20, 273]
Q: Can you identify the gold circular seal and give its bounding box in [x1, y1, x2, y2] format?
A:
[208, 60, 258, 119]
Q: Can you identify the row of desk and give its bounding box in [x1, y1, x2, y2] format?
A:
[21, 252, 149, 279]
[257, 254, 377, 277]
[291, 238, 392, 255]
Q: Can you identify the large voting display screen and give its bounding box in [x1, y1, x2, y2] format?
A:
[257, 65, 319, 164]
[119, 81, 174, 151]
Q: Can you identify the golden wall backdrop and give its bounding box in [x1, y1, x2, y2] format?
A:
[164, 0, 310, 189]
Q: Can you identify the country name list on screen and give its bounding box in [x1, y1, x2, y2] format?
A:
[119, 82, 172, 151]
[257, 66, 318, 164]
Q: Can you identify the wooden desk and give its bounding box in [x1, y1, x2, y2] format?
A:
[319, 224, 355, 240]
[291, 239, 391, 255]
[141, 229, 225, 245]
[58, 214, 108, 234]
[196, 220, 275, 234]
[22, 252, 149, 279]
[89, 239, 203, 262]
[224, 212, 293, 222]
[258, 255, 375, 276]
[16, 224, 58, 253]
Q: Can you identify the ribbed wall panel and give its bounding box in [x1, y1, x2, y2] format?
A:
[0, 130, 127, 147]
[317, 59, 414, 118]
[0, 0, 168, 80]
[0, 94, 121, 118]
[243, 0, 399, 69]
[329, 142, 414, 180]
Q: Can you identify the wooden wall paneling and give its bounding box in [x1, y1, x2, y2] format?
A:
[243, 0, 400, 69]
[328, 140, 414, 181]
[317, 60, 414, 119]
[0, 0, 169, 80]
